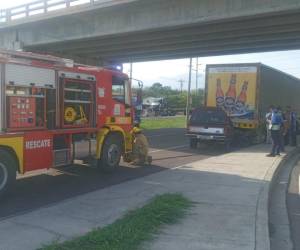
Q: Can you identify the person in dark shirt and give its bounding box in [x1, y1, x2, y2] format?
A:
[285, 106, 297, 146]
[277, 106, 286, 152]
[267, 108, 283, 157]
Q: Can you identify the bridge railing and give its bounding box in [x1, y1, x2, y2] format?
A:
[0, 0, 109, 24]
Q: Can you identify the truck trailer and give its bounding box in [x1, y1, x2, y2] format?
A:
[0, 49, 150, 198]
[187, 63, 300, 148]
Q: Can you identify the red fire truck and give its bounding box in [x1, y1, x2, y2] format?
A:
[0, 49, 149, 198]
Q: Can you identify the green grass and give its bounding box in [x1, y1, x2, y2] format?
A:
[40, 193, 192, 250]
[140, 116, 186, 130]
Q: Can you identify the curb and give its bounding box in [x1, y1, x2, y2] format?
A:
[255, 147, 299, 250]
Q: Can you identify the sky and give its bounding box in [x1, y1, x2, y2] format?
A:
[124, 50, 300, 90]
[2, 1, 300, 90]
[0, 0, 34, 9]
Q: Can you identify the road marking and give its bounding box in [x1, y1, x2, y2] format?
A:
[149, 144, 188, 153]
[171, 164, 185, 170]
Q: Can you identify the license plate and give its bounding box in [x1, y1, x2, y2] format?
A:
[197, 135, 213, 140]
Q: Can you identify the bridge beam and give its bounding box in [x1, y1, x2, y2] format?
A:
[1, 0, 300, 62]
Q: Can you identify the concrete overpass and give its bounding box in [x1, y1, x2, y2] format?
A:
[1, 0, 300, 64]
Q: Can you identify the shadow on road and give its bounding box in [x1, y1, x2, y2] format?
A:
[0, 127, 263, 221]
[0, 159, 272, 250]
[0, 163, 167, 220]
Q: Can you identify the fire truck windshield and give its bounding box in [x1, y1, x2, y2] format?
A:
[112, 76, 131, 106]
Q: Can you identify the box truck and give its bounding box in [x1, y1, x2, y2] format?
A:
[187, 63, 300, 149]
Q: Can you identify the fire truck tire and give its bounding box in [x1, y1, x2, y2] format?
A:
[98, 134, 122, 173]
[0, 150, 17, 198]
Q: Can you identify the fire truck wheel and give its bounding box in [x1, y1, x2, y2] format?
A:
[98, 134, 122, 173]
[0, 150, 17, 198]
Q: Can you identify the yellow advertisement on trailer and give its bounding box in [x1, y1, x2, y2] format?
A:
[206, 65, 258, 121]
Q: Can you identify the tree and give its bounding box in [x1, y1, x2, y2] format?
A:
[141, 82, 204, 113]
[143, 82, 177, 98]
[165, 93, 186, 110]
[191, 89, 204, 108]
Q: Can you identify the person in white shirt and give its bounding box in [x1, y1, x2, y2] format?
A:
[265, 105, 274, 144]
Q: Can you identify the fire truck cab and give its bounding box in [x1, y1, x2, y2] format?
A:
[0, 50, 148, 198]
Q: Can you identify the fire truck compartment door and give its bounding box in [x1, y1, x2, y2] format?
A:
[24, 132, 53, 172]
[5, 63, 56, 87]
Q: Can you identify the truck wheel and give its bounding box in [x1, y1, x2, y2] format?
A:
[98, 134, 122, 173]
[0, 150, 17, 198]
[190, 138, 198, 149]
[225, 140, 232, 152]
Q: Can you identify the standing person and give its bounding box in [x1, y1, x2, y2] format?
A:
[265, 105, 273, 144]
[291, 110, 297, 146]
[285, 106, 297, 146]
[277, 106, 286, 152]
[267, 107, 283, 157]
[285, 106, 291, 145]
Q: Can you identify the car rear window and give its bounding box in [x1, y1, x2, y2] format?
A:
[190, 109, 226, 125]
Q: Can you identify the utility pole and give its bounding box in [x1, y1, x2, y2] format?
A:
[129, 62, 133, 79]
[178, 79, 184, 93]
[191, 58, 201, 98]
[195, 57, 198, 96]
[186, 58, 193, 125]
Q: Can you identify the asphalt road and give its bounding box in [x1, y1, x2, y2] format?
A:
[287, 159, 300, 250]
[0, 128, 224, 220]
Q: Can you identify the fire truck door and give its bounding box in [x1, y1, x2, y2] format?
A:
[24, 132, 53, 172]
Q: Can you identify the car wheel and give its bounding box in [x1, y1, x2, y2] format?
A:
[224, 140, 232, 152]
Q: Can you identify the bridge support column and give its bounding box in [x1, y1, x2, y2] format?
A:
[12, 41, 24, 51]
[0, 29, 24, 51]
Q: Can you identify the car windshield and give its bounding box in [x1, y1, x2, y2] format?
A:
[190, 109, 226, 125]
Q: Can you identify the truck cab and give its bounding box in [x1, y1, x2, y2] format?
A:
[186, 107, 233, 150]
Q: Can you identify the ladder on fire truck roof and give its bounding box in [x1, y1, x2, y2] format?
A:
[0, 49, 74, 67]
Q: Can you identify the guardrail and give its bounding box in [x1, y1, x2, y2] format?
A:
[0, 0, 109, 24]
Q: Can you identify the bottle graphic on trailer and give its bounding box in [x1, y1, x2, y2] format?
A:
[215, 78, 224, 107]
[235, 81, 248, 112]
[225, 74, 237, 111]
